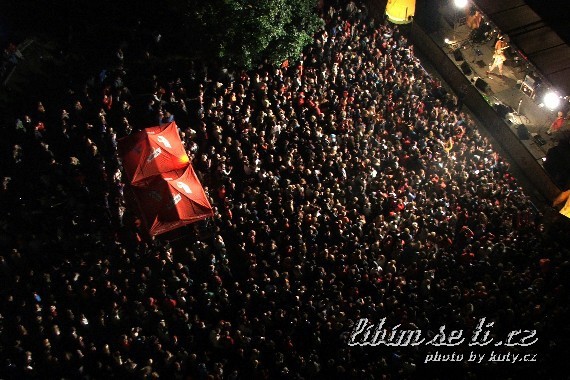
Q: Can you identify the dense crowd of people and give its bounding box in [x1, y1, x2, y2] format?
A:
[1, 2, 569, 379]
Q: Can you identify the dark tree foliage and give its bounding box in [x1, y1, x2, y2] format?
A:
[185, 0, 324, 68]
[3, 0, 322, 70]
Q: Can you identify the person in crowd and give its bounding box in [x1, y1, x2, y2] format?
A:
[0, 2, 568, 379]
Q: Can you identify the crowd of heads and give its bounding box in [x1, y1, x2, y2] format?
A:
[1, 1, 569, 379]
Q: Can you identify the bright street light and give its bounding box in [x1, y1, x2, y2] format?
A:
[543, 91, 561, 110]
[454, 0, 468, 8]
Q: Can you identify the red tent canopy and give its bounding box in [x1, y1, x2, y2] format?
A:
[118, 122, 190, 186]
[132, 165, 213, 236]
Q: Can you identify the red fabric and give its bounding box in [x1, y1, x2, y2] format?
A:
[131, 165, 213, 236]
[118, 122, 189, 186]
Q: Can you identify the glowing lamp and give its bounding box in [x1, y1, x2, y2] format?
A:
[454, 0, 468, 8]
[385, 0, 416, 25]
[560, 197, 570, 219]
[543, 91, 561, 110]
[180, 154, 190, 164]
[553, 190, 570, 219]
